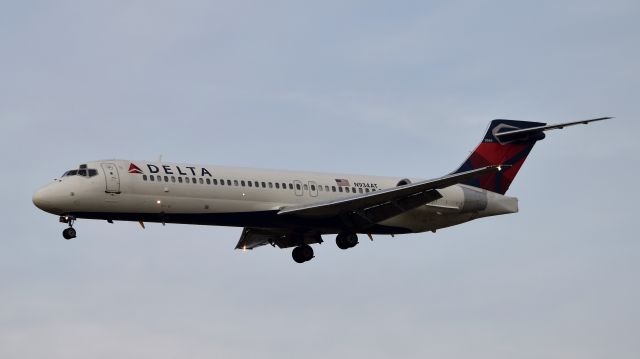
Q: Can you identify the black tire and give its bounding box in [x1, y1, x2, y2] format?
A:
[62, 227, 76, 240]
[336, 232, 358, 249]
[300, 244, 314, 260]
[292, 247, 306, 263]
[292, 245, 314, 263]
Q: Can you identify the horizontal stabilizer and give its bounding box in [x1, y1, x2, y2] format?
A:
[494, 117, 611, 143]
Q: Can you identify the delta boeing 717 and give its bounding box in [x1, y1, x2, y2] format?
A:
[33, 118, 609, 263]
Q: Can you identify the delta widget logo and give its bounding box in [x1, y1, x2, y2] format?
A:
[128, 163, 143, 174]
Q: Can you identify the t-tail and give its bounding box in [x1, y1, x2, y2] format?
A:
[454, 117, 611, 194]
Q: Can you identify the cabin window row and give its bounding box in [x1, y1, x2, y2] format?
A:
[140, 174, 377, 194]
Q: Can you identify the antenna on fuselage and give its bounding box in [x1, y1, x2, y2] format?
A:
[157, 154, 163, 162]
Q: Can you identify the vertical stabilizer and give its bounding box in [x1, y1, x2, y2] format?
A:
[454, 120, 546, 194]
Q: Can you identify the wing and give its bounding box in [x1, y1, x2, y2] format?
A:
[278, 165, 503, 229]
[235, 227, 274, 250]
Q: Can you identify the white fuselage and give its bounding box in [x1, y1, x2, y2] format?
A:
[33, 159, 518, 234]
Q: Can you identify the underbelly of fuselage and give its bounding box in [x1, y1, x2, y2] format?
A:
[69, 210, 415, 235]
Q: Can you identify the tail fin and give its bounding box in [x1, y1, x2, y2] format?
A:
[453, 119, 546, 194]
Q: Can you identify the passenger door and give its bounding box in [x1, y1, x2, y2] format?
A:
[101, 163, 121, 193]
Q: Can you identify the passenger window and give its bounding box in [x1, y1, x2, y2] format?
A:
[254, 181, 259, 187]
[311, 185, 316, 191]
[303, 184, 308, 190]
[248, 181, 252, 187]
[213, 179, 218, 185]
[318, 185, 322, 191]
[332, 186, 336, 192]
[199, 178, 204, 184]
[352, 187, 356, 193]
[325, 185, 329, 192]
[171, 176, 176, 183]
[365, 188, 370, 193]
[143, 175, 147, 181]
[269, 182, 273, 188]
[185, 177, 190, 183]
[261, 182, 266, 188]
[206, 178, 210, 184]
[241, 180, 245, 187]
[345, 187, 350, 193]
[338, 187, 343, 192]
[227, 180, 232, 186]
[296, 183, 301, 190]
[157, 175, 162, 182]
[234, 180, 239, 186]
[275, 183, 280, 189]
[164, 176, 169, 182]
[220, 179, 224, 185]
[193, 178, 197, 184]
[282, 183, 286, 189]
[359, 188, 363, 193]
[289, 183, 293, 190]
[150, 175, 155, 182]
[178, 177, 183, 183]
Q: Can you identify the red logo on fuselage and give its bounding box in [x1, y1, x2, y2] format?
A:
[128, 163, 143, 174]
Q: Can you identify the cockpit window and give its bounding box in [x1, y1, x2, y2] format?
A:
[62, 167, 98, 178]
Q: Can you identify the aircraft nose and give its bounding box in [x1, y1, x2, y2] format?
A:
[33, 185, 60, 214]
[32, 187, 49, 210]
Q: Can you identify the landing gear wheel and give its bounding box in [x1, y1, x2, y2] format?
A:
[292, 244, 314, 263]
[62, 227, 76, 240]
[336, 232, 358, 250]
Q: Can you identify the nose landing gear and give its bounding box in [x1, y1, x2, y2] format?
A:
[60, 215, 77, 240]
[62, 227, 76, 240]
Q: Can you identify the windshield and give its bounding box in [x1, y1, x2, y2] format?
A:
[62, 168, 98, 178]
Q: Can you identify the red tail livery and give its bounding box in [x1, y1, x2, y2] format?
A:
[454, 120, 546, 194]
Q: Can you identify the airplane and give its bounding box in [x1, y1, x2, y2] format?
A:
[32, 117, 610, 263]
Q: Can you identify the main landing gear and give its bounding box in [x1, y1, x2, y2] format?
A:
[336, 232, 358, 250]
[292, 244, 314, 263]
[291, 233, 359, 263]
[60, 215, 77, 240]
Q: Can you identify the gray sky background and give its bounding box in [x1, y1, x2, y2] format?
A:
[1, 1, 639, 358]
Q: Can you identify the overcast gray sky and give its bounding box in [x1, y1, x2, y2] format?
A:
[1, 1, 639, 358]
